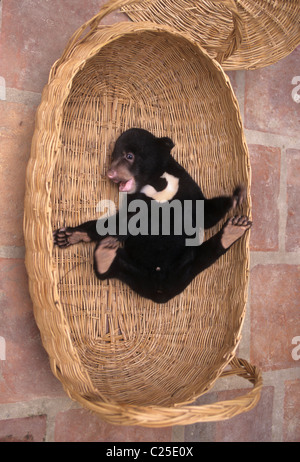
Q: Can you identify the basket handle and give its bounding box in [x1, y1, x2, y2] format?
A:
[202, 0, 243, 63]
[160, 357, 263, 425]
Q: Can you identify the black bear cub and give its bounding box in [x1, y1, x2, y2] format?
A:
[54, 128, 251, 303]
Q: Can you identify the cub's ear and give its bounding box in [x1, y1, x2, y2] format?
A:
[159, 137, 175, 150]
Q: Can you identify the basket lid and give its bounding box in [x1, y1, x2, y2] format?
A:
[123, 0, 300, 70]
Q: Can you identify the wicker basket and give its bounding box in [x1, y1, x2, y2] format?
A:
[124, 0, 300, 70]
[24, 0, 262, 427]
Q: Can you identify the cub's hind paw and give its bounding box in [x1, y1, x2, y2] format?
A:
[221, 216, 252, 249]
[94, 237, 119, 274]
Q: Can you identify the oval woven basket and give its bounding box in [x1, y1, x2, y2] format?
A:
[123, 0, 300, 70]
[24, 0, 262, 427]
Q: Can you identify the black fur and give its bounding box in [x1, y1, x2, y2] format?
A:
[54, 128, 248, 303]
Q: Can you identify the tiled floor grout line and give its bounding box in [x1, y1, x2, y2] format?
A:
[0, 397, 80, 421]
[250, 251, 300, 267]
[5, 87, 42, 106]
[172, 425, 185, 442]
[0, 246, 25, 259]
[245, 129, 300, 150]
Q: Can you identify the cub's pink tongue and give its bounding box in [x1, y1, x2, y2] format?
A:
[119, 178, 133, 192]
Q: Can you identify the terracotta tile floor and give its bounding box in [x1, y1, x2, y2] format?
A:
[0, 1, 299, 442]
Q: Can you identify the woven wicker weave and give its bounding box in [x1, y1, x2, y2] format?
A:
[124, 0, 300, 70]
[24, 0, 262, 427]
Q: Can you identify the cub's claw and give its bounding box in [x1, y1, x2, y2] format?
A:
[232, 186, 246, 209]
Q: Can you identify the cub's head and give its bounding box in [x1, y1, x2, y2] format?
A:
[107, 128, 174, 194]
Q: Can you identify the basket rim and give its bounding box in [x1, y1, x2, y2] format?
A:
[24, 19, 256, 426]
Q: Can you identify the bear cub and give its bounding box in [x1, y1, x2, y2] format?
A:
[54, 128, 251, 303]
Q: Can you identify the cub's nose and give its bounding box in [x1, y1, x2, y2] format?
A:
[107, 169, 117, 179]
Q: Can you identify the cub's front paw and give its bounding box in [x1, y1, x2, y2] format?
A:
[53, 227, 91, 248]
[53, 227, 74, 248]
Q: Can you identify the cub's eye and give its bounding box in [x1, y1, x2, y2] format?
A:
[125, 152, 134, 162]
